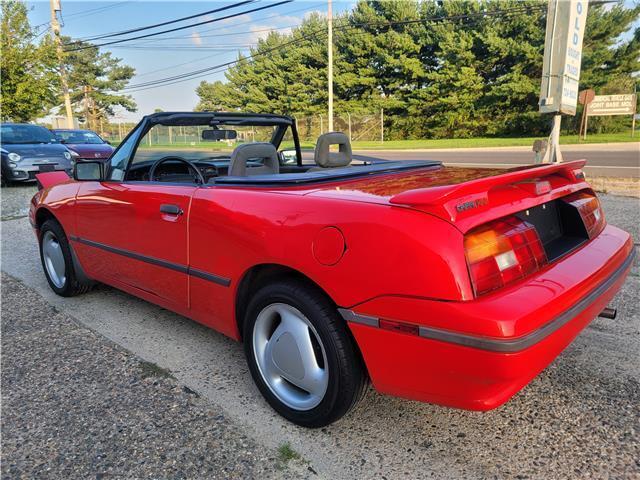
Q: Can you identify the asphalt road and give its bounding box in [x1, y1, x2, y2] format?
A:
[1, 185, 639, 479]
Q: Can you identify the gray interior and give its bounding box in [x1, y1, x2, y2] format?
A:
[213, 160, 441, 185]
[229, 142, 280, 176]
[308, 132, 353, 171]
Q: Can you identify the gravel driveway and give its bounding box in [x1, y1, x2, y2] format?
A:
[1, 184, 639, 479]
[1, 273, 309, 479]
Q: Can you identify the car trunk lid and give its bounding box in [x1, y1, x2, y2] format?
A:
[305, 159, 589, 232]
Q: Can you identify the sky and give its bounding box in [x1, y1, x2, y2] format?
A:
[26, 0, 356, 121]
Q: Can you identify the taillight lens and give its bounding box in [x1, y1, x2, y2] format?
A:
[464, 216, 548, 297]
[562, 191, 605, 238]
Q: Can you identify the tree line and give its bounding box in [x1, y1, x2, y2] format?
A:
[196, 0, 640, 139]
[1, 0, 136, 126]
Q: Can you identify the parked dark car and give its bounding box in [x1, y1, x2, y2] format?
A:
[51, 129, 114, 162]
[1, 123, 73, 186]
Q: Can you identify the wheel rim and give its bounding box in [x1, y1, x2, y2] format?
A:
[253, 303, 329, 411]
[42, 231, 66, 288]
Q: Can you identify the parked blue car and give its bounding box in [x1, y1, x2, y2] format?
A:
[1, 123, 74, 186]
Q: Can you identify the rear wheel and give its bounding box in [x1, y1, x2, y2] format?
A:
[39, 219, 92, 297]
[243, 279, 367, 427]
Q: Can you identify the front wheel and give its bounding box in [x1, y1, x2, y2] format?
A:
[39, 219, 92, 297]
[243, 279, 367, 428]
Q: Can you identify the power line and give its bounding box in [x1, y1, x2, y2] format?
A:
[120, 4, 546, 92]
[109, 45, 258, 51]
[123, 5, 544, 93]
[76, 0, 257, 43]
[64, 1, 293, 52]
[83, 1, 322, 53]
[34, 1, 132, 29]
[131, 22, 311, 77]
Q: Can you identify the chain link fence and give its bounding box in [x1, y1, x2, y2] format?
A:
[86, 111, 389, 146]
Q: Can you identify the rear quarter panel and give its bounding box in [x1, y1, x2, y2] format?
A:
[187, 187, 470, 338]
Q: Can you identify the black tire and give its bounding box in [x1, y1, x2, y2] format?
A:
[243, 279, 367, 428]
[39, 219, 92, 297]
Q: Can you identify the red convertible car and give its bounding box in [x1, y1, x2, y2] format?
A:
[30, 112, 634, 427]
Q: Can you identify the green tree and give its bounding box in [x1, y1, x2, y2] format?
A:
[61, 38, 137, 129]
[0, 0, 58, 122]
[195, 0, 640, 139]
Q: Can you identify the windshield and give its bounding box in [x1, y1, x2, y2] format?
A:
[54, 130, 105, 145]
[1, 125, 58, 144]
[129, 123, 289, 169]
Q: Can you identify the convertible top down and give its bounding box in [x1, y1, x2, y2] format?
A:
[30, 112, 634, 427]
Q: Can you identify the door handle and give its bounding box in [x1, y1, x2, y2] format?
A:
[160, 204, 183, 216]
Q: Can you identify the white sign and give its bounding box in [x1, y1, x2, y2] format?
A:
[587, 94, 637, 116]
[539, 0, 589, 115]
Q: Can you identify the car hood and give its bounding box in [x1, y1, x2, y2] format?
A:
[1, 143, 70, 157]
[65, 143, 113, 157]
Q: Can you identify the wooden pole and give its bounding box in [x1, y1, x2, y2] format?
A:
[327, 0, 333, 132]
[583, 105, 588, 140]
[50, 0, 74, 128]
[380, 108, 384, 143]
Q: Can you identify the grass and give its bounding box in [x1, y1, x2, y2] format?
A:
[129, 131, 637, 151]
[138, 360, 176, 380]
[277, 443, 302, 463]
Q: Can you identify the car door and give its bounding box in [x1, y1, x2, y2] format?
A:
[73, 122, 196, 310]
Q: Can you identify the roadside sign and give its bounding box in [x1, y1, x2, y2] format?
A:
[539, 0, 589, 115]
[581, 93, 638, 139]
[578, 89, 595, 105]
[586, 94, 637, 116]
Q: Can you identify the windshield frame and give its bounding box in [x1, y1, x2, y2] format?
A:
[106, 112, 303, 182]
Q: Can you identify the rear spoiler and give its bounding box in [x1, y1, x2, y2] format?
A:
[35, 171, 71, 190]
[390, 160, 587, 207]
[389, 160, 588, 227]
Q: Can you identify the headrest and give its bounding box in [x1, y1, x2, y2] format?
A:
[229, 142, 279, 176]
[314, 132, 352, 168]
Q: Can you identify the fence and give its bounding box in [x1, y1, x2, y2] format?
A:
[92, 110, 390, 145]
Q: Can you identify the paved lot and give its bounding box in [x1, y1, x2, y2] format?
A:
[1, 184, 639, 479]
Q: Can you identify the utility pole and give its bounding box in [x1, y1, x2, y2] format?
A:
[50, 0, 74, 129]
[83, 85, 90, 128]
[327, 0, 334, 132]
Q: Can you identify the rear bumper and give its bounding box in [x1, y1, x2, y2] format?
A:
[344, 225, 634, 410]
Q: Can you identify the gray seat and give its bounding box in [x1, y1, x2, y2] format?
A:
[308, 132, 352, 171]
[228, 142, 280, 176]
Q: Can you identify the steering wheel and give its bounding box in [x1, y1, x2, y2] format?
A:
[148, 156, 206, 184]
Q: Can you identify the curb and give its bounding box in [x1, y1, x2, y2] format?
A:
[589, 176, 639, 198]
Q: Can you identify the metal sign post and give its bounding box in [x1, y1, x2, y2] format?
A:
[538, 0, 589, 163]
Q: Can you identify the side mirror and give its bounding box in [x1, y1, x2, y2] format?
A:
[74, 160, 104, 181]
[279, 149, 298, 165]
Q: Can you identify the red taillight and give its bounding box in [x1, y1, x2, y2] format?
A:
[562, 191, 605, 238]
[464, 216, 548, 297]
